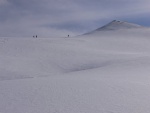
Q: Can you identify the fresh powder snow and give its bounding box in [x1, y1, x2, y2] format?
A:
[1, 20, 150, 113]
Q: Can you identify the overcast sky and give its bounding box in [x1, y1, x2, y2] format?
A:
[0, 0, 150, 37]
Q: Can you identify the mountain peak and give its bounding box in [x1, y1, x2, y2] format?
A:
[96, 20, 143, 31]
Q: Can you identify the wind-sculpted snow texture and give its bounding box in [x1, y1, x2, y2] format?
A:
[1, 21, 150, 113]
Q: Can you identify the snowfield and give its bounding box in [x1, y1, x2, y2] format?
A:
[1, 20, 150, 113]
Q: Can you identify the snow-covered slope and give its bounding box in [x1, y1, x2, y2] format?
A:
[1, 21, 150, 113]
[96, 20, 143, 30]
[85, 20, 147, 35]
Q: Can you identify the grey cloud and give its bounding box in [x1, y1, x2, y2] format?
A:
[0, 0, 150, 37]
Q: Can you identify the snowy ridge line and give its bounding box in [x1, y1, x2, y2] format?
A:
[98, 20, 143, 30]
[83, 20, 149, 35]
[66, 56, 150, 73]
[0, 76, 34, 81]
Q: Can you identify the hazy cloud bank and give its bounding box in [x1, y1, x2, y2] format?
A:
[0, 0, 150, 37]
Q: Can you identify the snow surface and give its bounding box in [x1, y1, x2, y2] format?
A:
[1, 21, 150, 113]
[97, 20, 144, 30]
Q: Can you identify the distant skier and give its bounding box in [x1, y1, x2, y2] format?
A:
[68, 35, 69, 37]
[36, 35, 37, 38]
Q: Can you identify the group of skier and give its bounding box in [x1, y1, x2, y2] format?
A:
[33, 35, 70, 38]
[33, 35, 37, 38]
